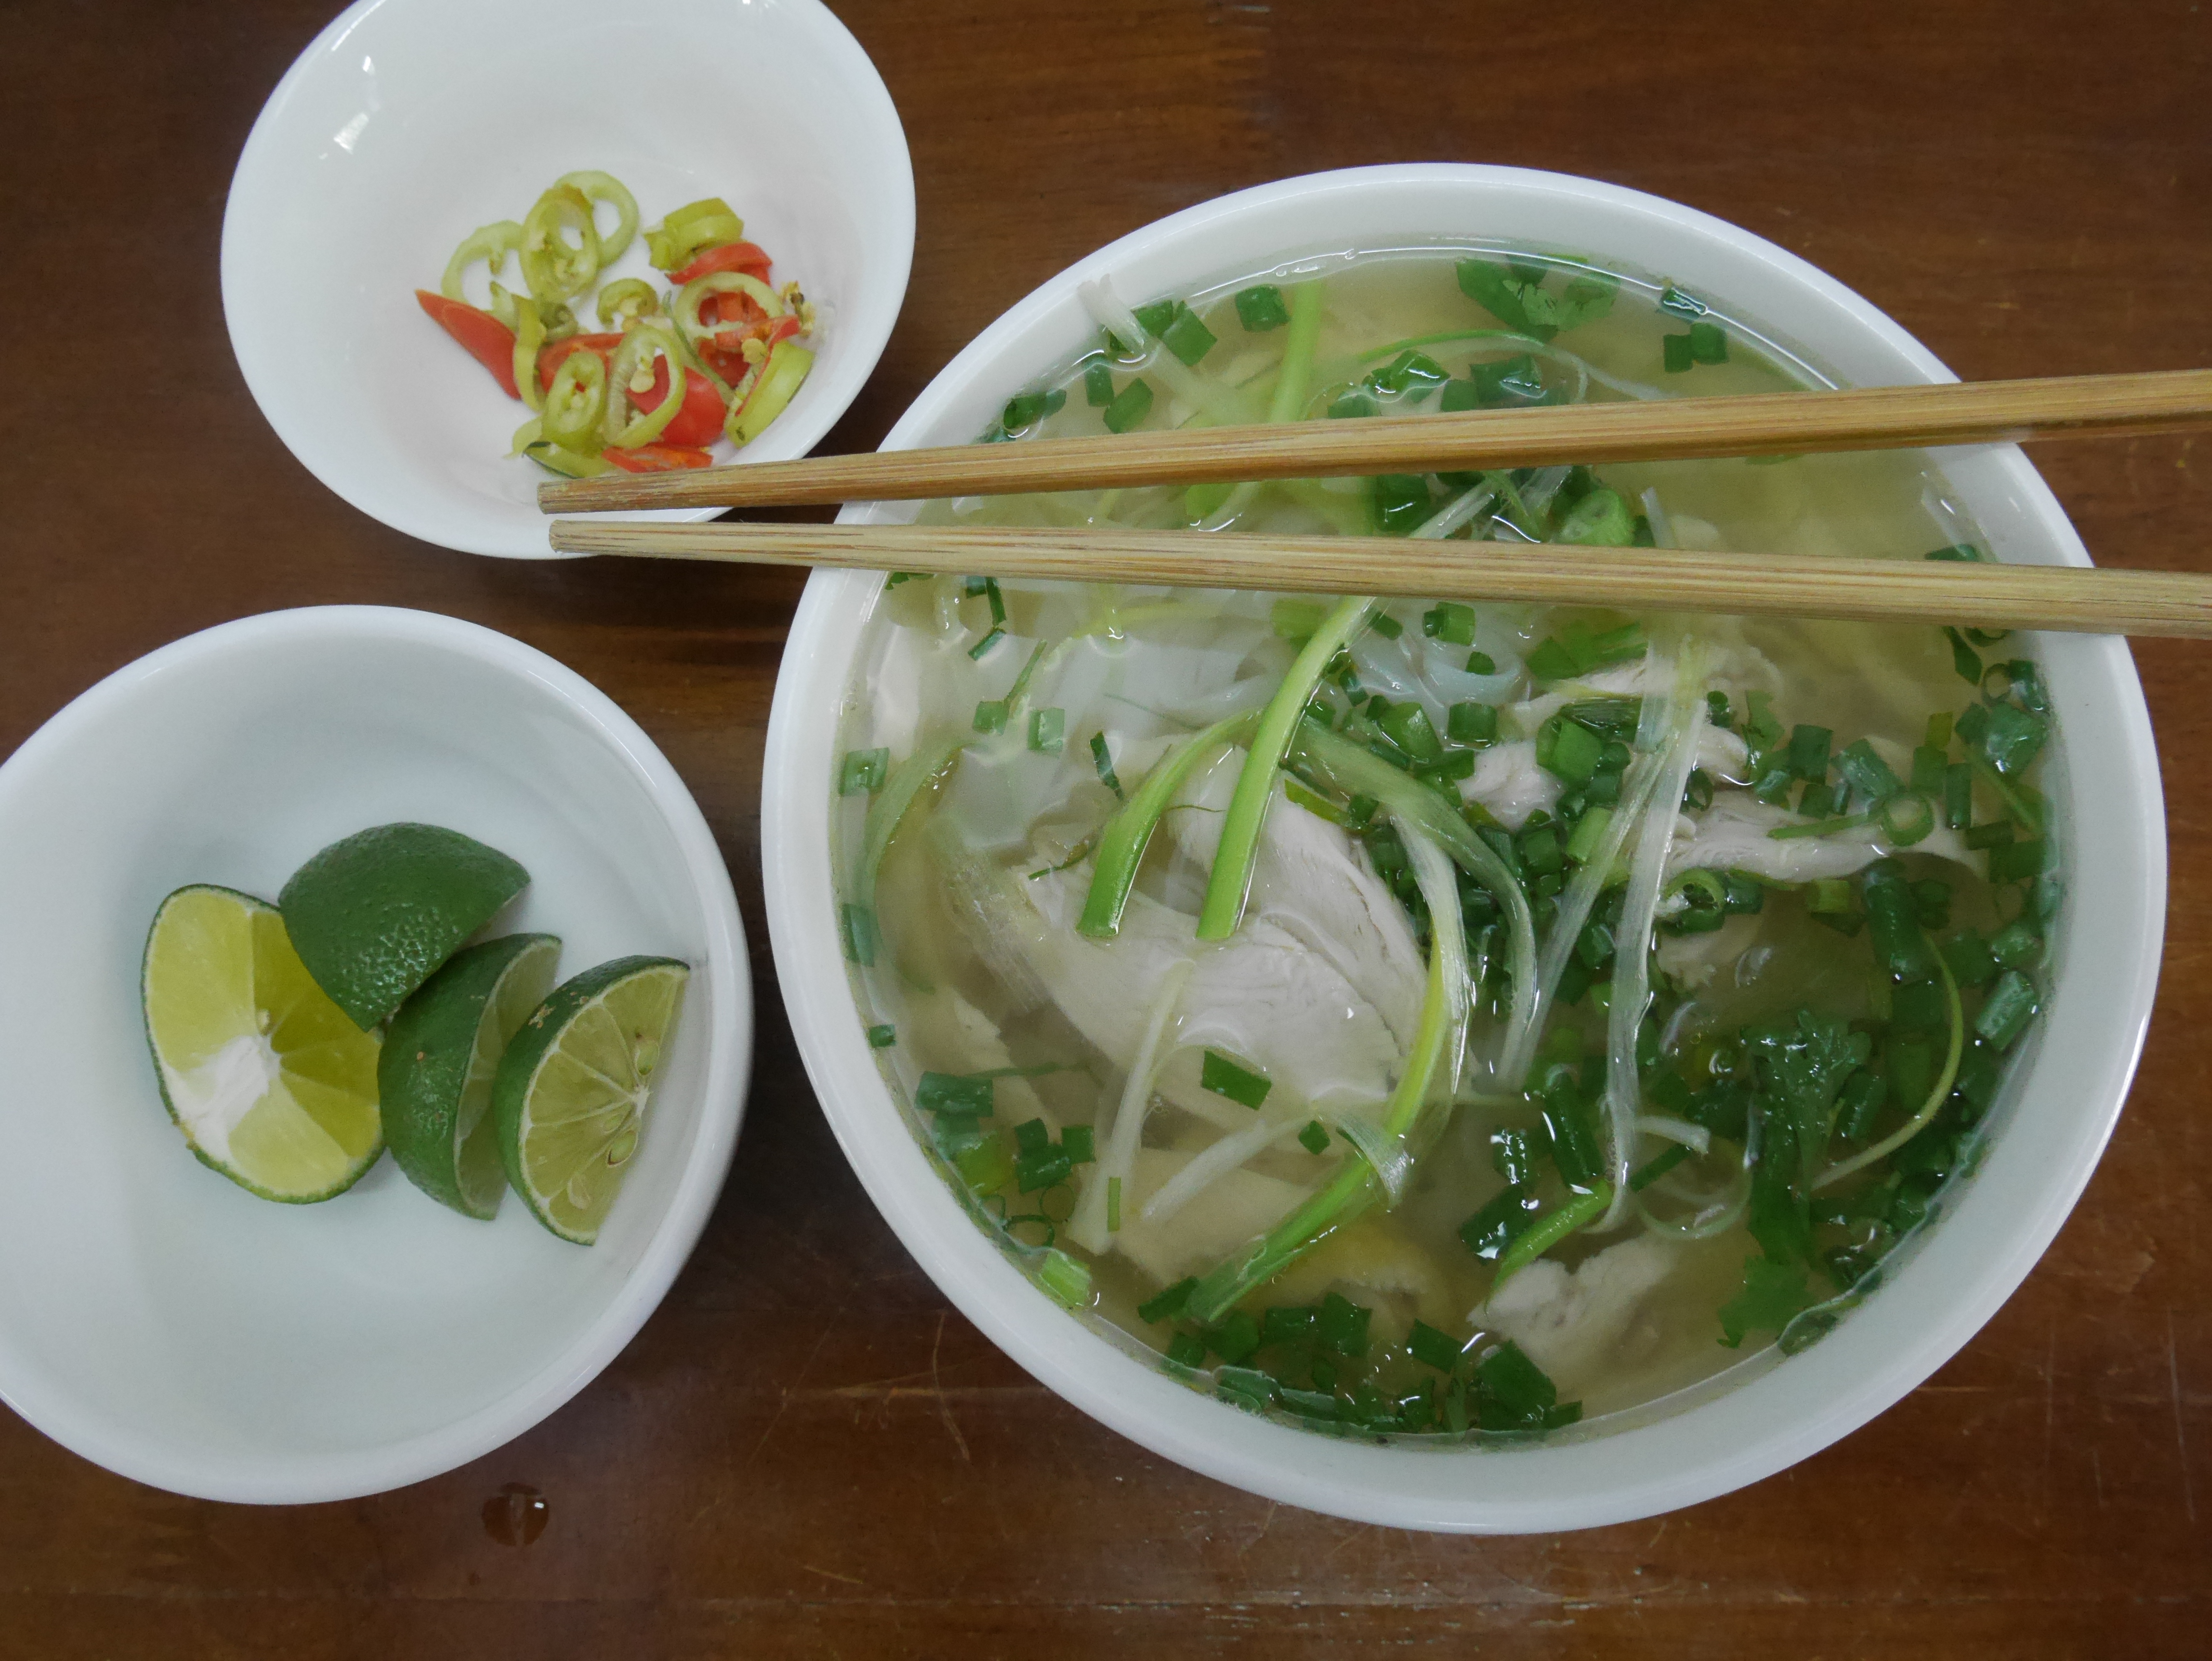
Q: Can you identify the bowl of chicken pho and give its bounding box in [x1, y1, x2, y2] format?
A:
[762, 165, 2163, 1531]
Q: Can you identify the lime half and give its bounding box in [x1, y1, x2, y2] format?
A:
[381, 934, 562, 1219]
[494, 956, 689, 1245]
[279, 823, 529, 1031]
[141, 885, 384, 1202]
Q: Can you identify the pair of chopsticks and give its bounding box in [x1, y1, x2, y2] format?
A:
[540, 369, 2212, 638]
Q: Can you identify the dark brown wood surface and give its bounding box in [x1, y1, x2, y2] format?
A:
[5, 1, 2208, 1653]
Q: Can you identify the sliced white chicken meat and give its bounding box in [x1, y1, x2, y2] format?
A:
[1114, 1148, 1309, 1287]
[1475, 1233, 1680, 1397]
[1662, 789, 1975, 886]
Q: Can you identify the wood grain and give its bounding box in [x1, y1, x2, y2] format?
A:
[547, 519, 2212, 637]
[539, 369, 2212, 512]
[4, 0, 2210, 1657]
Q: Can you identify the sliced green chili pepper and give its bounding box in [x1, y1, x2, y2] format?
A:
[541, 351, 607, 450]
[606, 325, 686, 448]
[595, 277, 661, 331]
[537, 301, 579, 343]
[647, 197, 747, 270]
[512, 296, 548, 413]
[729, 341, 814, 445]
[441, 220, 523, 306]
[675, 269, 784, 358]
[522, 438, 610, 478]
[519, 184, 601, 303]
[554, 170, 639, 264]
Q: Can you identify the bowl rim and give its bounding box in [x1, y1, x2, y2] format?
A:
[0, 604, 752, 1503]
[219, 0, 917, 561]
[762, 163, 2166, 1532]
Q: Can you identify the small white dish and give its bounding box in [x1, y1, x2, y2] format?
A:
[0, 606, 750, 1503]
[221, 0, 914, 559]
[762, 165, 2166, 1532]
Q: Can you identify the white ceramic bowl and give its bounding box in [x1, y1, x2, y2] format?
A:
[762, 165, 2166, 1532]
[0, 607, 749, 1503]
[222, 0, 914, 559]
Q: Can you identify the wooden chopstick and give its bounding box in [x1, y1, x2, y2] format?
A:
[544, 520, 2212, 639]
[538, 369, 2212, 514]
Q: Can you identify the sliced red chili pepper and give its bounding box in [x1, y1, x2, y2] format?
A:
[416, 289, 519, 398]
[536, 332, 625, 395]
[619, 362, 727, 447]
[668, 240, 773, 286]
[604, 443, 715, 473]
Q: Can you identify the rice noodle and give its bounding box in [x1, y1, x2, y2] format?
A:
[1078, 277, 1250, 428]
[1633, 1114, 1712, 1154]
[1598, 643, 1710, 1230]
[1139, 1112, 1313, 1226]
[1068, 958, 1192, 1254]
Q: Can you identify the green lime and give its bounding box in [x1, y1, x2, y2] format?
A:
[494, 955, 689, 1245]
[141, 884, 384, 1202]
[279, 823, 529, 1030]
[380, 934, 562, 1219]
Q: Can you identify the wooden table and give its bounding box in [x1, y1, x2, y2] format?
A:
[7, 1, 2208, 1653]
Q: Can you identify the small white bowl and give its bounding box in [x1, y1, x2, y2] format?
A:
[222, 0, 914, 559]
[763, 165, 2167, 1532]
[0, 607, 749, 1503]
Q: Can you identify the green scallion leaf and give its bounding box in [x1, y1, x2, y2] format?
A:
[1298, 1119, 1330, 1155]
[968, 627, 1006, 660]
[839, 902, 878, 965]
[1235, 284, 1290, 331]
[1408, 1320, 1462, 1372]
[1103, 378, 1155, 433]
[1062, 1124, 1095, 1164]
[1029, 706, 1065, 754]
[1090, 730, 1123, 797]
[1423, 601, 1477, 644]
[839, 748, 889, 794]
[1139, 1277, 1197, 1325]
[973, 699, 1008, 734]
[1200, 1049, 1272, 1109]
[866, 1023, 896, 1048]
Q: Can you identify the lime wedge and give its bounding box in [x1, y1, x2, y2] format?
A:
[141, 884, 384, 1202]
[279, 823, 529, 1031]
[380, 934, 561, 1219]
[494, 955, 689, 1244]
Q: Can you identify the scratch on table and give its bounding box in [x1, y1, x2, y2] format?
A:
[929, 1308, 973, 1464]
[801, 1564, 866, 1588]
[2168, 1308, 2196, 1524]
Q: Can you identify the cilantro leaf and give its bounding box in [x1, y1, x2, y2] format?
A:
[1457, 259, 1618, 343]
[1718, 1255, 1815, 1348]
[1743, 1009, 1873, 1186]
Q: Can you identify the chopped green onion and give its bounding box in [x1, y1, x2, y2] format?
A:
[1975, 968, 2040, 1049]
[1209, 1308, 1263, 1364]
[1029, 707, 1065, 754]
[1787, 724, 1832, 780]
[1374, 698, 1444, 762]
[1986, 838, 2050, 883]
[1369, 610, 1405, 639]
[1490, 1184, 1614, 1293]
[917, 1072, 994, 1117]
[1662, 333, 1695, 373]
[1165, 1331, 1206, 1369]
[1687, 320, 1728, 363]
[839, 747, 888, 794]
[1629, 1141, 1692, 1191]
[1037, 1249, 1092, 1309]
[1235, 284, 1290, 331]
[1083, 359, 1114, 407]
[1658, 286, 1706, 318]
[1989, 918, 2042, 968]
[1200, 1049, 1272, 1109]
[866, 1023, 896, 1048]
[1408, 1319, 1463, 1372]
[1317, 1292, 1371, 1358]
[839, 903, 878, 965]
[1424, 601, 1477, 644]
[1103, 378, 1155, 433]
[1944, 627, 1984, 685]
[1836, 738, 1903, 803]
[1448, 701, 1499, 745]
[1925, 543, 1983, 562]
[1001, 387, 1067, 431]
[1062, 1124, 1095, 1164]
[1808, 878, 1854, 914]
[1090, 731, 1123, 797]
[1963, 820, 2015, 850]
[1159, 306, 1217, 366]
[968, 627, 1006, 660]
[972, 699, 1008, 734]
[1298, 1120, 1331, 1155]
[1138, 1277, 1197, 1325]
[1875, 790, 1936, 845]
